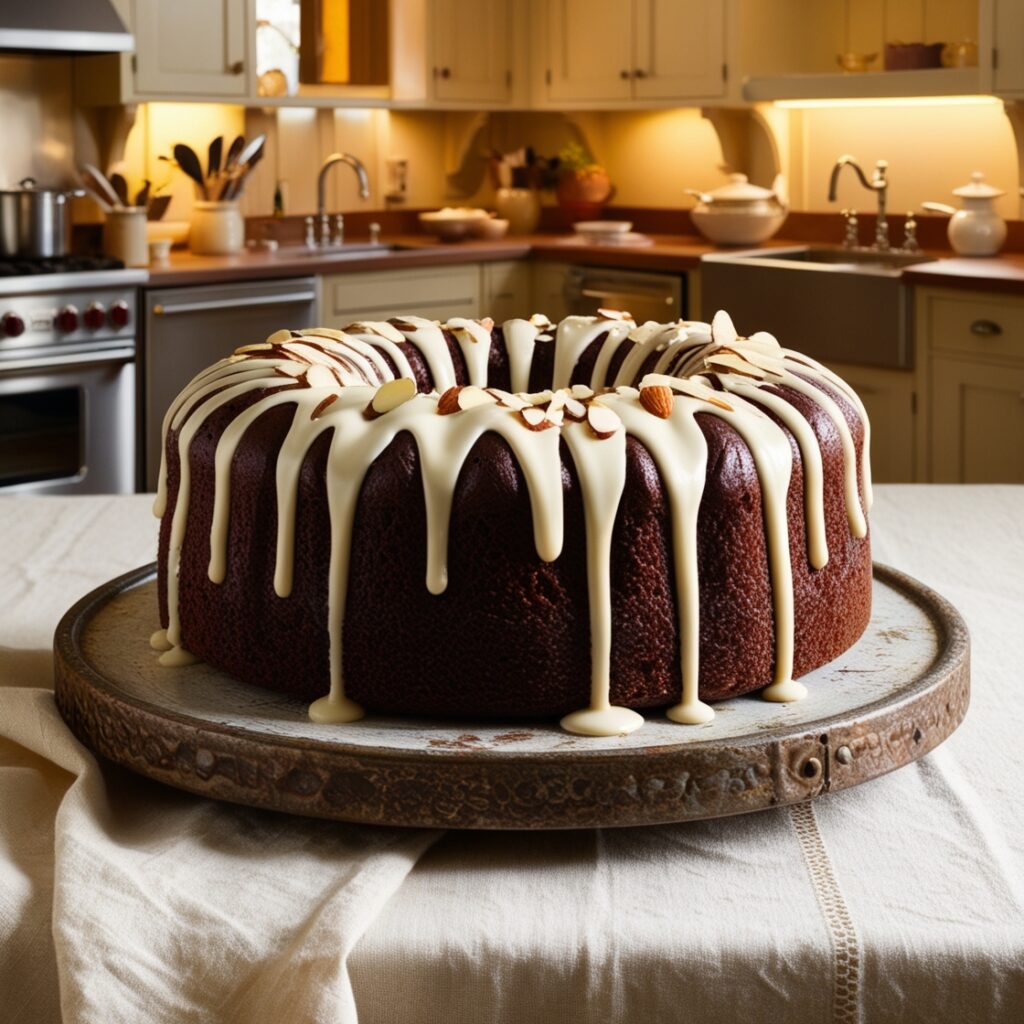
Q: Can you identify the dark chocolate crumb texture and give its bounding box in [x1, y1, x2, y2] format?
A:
[151, 310, 872, 737]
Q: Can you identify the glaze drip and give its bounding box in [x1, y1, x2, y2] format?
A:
[154, 311, 871, 736]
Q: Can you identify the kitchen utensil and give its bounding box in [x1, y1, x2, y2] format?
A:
[146, 194, 172, 222]
[135, 179, 151, 209]
[109, 172, 129, 207]
[207, 136, 223, 181]
[0, 177, 85, 258]
[922, 171, 1006, 256]
[221, 136, 266, 200]
[235, 133, 266, 173]
[80, 163, 123, 209]
[224, 134, 245, 174]
[687, 173, 788, 246]
[173, 144, 208, 199]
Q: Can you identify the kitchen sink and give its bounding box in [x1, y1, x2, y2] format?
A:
[700, 245, 937, 369]
[272, 243, 419, 260]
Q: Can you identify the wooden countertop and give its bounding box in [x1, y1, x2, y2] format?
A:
[144, 232, 1024, 295]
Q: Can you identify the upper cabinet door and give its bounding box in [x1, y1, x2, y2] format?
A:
[433, 0, 512, 103]
[132, 0, 248, 97]
[546, 0, 633, 103]
[994, 0, 1024, 94]
[632, 0, 726, 100]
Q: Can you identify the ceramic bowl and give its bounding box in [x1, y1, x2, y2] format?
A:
[145, 220, 190, 247]
[690, 207, 787, 246]
[419, 208, 490, 242]
[472, 217, 510, 240]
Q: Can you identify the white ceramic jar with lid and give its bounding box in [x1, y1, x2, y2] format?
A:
[687, 173, 788, 246]
[922, 172, 1006, 257]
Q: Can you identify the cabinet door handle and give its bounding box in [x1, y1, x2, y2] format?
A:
[970, 319, 1002, 337]
[229, 60, 244, 75]
[439, 66, 451, 79]
[620, 69, 632, 79]
[634, 68, 648, 79]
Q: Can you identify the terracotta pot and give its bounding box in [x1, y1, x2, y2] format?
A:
[557, 169, 613, 207]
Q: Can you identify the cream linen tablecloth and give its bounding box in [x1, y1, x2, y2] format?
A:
[1, 487, 1022, 1024]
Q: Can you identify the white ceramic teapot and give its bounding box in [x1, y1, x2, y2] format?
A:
[923, 172, 1006, 257]
[686, 173, 788, 246]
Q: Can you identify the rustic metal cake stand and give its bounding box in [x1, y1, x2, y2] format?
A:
[53, 564, 969, 830]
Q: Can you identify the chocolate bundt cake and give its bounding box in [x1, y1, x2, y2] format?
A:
[150, 310, 872, 737]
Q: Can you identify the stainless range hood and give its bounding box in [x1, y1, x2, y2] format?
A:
[0, 0, 133, 55]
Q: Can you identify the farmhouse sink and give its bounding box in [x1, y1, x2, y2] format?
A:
[274, 242, 417, 260]
[700, 246, 937, 369]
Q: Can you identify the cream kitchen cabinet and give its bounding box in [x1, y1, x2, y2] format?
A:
[994, 0, 1024, 95]
[540, 0, 726, 106]
[825, 363, 916, 484]
[916, 286, 1024, 483]
[391, 0, 522, 107]
[481, 261, 533, 323]
[319, 265, 482, 325]
[75, 0, 252, 104]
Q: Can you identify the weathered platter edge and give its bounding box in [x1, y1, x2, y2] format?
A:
[53, 563, 970, 830]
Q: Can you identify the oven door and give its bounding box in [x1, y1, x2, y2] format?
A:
[0, 347, 136, 495]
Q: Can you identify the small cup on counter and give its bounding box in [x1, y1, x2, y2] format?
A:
[103, 207, 148, 267]
[189, 200, 245, 256]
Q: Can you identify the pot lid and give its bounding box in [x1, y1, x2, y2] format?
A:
[953, 171, 1004, 199]
[706, 173, 777, 203]
[0, 177, 83, 197]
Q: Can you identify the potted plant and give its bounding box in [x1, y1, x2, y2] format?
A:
[555, 142, 614, 221]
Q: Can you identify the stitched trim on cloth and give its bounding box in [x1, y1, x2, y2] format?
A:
[790, 801, 863, 1024]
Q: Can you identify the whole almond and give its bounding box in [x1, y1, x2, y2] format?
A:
[437, 386, 463, 415]
[640, 384, 674, 419]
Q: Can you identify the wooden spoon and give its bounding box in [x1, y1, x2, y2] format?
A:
[109, 172, 129, 207]
[135, 179, 151, 208]
[173, 143, 208, 200]
[207, 136, 223, 182]
[80, 163, 122, 209]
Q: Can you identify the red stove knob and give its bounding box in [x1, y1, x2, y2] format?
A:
[109, 300, 130, 328]
[56, 305, 79, 333]
[84, 302, 106, 330]
[1, 311, 25, 337]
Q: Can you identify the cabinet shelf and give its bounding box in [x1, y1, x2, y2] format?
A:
[742, 67, 981, 103]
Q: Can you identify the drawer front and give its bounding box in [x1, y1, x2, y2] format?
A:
[923, 289, 1024, 363]
[322, 266, 480, 324]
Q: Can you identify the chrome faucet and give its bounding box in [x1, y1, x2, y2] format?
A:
[828, 155, 890, 251]
[316, 153, 370, 246]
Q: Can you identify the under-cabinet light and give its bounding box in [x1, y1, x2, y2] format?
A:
[775, 95, 1002, 110]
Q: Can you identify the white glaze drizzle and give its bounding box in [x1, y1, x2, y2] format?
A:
[153, 312, 873, 735]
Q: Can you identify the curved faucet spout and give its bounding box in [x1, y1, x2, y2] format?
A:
[828, 155, 874, 201]
[317, 152, 371, 220]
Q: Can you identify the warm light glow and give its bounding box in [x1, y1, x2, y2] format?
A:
[775, 95, 1002, 110]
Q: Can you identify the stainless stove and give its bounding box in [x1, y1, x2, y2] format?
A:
[0, 259, 146, 495]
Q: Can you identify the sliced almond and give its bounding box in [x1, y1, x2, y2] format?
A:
[586, 402, 622, 439]
[705, 351, 766, 379]
[671, 376, 734, 412]
[235, 342, 272, 355]
[570, 383, 594, 401]
[266, 328, 293, 345]
[437, 386, 463, 415]
[639, 384, 674, 419]
[615, 385, 640, 398]
[298, 327, 346, 341]
[597, 307, 632, 321]
[310, 393, 339, 420]
[521, 389, 554, 407]
[518, 406, 557, 431]
[388, 318, 419, 332]
[484, 387, 529, 410]
[274, 360, 309, 379]
[457, 385, 498, 411]
[305, 363, 339, 389]
[529, 313, 552, 328]
[365, 377, 417, 419]
[479, 317, 495, 332]
[563, 396, 588, 421]
[710, 310, 738, 346]
[536, 333, 554, 343]
[547, 391, 567, 414]
[747, 330, 781, 349]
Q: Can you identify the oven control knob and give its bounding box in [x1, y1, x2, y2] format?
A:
[84, 302, 106, 330]
[109, 300, 130, 328]
[1, 311, 25, 337]
[56, 305, 79, 333]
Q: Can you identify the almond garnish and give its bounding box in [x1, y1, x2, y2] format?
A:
[529, 313, 552, 328]
[310, 394, 338, 420]
[563, 396, 588, 420]
[586, 401, 622, 439]
[597, 308, 632, 321]
[266, 329, 293, 345]
[485, 388, 529, 410]
[364, 377, 417, 419]
[388, 318, 419, 332]
[639, 384, 674, 419]
[235, 342, 273, 355]
[274, 360, 308, 379]
[711, 309, 738, 346]
[437, 386, 462, 415]
[305, 364, 339, 389]
[518, 406, 557, 431]
[570, 384, 594, 400]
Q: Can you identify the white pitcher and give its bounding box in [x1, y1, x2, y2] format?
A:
[923, 172, 1006, 257]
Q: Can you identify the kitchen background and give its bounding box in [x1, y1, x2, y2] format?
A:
[2, 0, 1023, 495]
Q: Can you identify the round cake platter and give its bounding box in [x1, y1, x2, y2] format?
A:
[53, 564, 970, 830]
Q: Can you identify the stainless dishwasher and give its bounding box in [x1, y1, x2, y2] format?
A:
[563, 265, 686, 323]
[142, 277, 318, 490]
